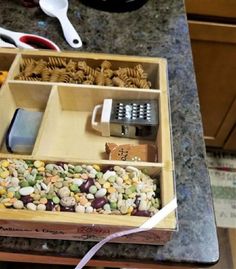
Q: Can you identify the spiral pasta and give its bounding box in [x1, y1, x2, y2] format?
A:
[95, 73, 105, 86]
[66, 59, 77, 72]
[117, 72, 133, 87]
[15, 57, 152, 89]
[15, 75, 40, 81]
[112, 77, 125, 87]
[78, 61, 98, 77]
[72, 70, 84, 83]
[23, 61, 36, 77]
[50, 68, 61, 82]
[101, 60, 112, 71]
[103, 69, 113, 78]
[41, 68, 51, 82]
[58, 73, 71, 83]
[32, 60, 47, 76]
[131, 78, 151, 89]
[48, 57, 67, 68]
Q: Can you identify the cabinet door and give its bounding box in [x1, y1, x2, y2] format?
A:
[189, 21, 236, 148]
[185, 0, 236, 19]
[223, 97, 236, 150]
[224, 125, 236, 150]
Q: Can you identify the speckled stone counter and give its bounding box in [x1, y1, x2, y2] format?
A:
[0, 0, 219, 266]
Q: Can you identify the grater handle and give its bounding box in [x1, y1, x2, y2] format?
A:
[91, 104, 103, 132]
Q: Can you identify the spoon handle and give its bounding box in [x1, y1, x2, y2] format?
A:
[58, 13, 82, 48]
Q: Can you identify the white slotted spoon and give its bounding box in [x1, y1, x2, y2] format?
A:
[39, 0, 82, 48]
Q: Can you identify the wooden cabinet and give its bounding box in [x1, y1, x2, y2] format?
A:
[185, 0, 236, 19]
[186, 0, 236, 150]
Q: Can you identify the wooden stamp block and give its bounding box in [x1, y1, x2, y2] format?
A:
[105, 142, 157, 162]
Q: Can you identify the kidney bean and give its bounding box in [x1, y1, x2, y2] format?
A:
[134, 195, 141, 208]
[60, 206, 75, 212]
[132, 210, 151, 217]
[80, 178, 94, 193]
[46, 199, 55, 211]
[20, 195, 33, 205]
[56, 162, 68, 167]
[101, 166, 114, 173]
[91, 197, 107, 209]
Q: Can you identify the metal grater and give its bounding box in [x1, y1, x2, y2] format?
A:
[110, 100, 158, 139]
[92, 99, 158, 140]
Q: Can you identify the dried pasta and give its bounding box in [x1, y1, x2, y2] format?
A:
[135, 64, 148, 79]
[20, 58, 35, 72]
[103, 69, 113, 78]
[24, 61, 36, 77]
[117, 72, 133, 87]
[82, 80, 93, 85]
[58, 73, 71, 83]
[78, 61, 98, 77]
[41, 68, 51, 82]
[50, 68, 61, 82]
[95, 73, 105, 86]
[105, 77, 113, 86]
[14, 57, 152, 88]
[112, 77, 125, 87]
[101, 60, 112, 71]
[72, 70, 84, 83]
[48, 57, 67, 68]
[66, 59, 77, 72]
[87, 74, 95, 82]
[15, 75, 40, 81]
[32, 60, 47, 76]
[131, 78, 151, 89]
[115, 67, 141, 78]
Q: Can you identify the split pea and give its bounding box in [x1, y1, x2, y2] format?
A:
[96, 172, 103, 179]
[108, 176, 116, 183]
[34, 160, 44, 168]
[38, 167, 45, 172]
[107, 187, 116, 194]
[0, 189, 6, 195]
[70, 184, 79, 192]
[1, 160, 9, 168]
[93, 165, 100, 171]
[0, 170, 9, 179]
[7, 192, 14, 199]
[52, 196, 60, 204]
[103, 182, 110, 189]
[110, 202, 117, 210]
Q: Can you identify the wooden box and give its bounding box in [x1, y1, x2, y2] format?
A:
[0, 49, 176, 245]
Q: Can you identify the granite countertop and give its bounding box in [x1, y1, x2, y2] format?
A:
[0, 0, 219, 266]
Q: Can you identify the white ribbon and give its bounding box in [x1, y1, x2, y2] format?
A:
[75, 198, 177, 269]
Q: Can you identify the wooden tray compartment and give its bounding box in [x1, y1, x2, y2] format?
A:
[0, 51, 17, 71]
[0, 49, 176, 245]
[9, 51, 160, 89]
[33, 85, 160, 160]
[0, 159, 174, 245]
[0, 82, 52, 155]
[0, 51, 18, 90]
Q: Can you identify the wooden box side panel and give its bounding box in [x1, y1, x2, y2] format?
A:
[0, 219, 172, 245]
[157, 59, 176, 229]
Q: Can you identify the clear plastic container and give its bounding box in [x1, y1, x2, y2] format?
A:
[6, 108, 43, 154]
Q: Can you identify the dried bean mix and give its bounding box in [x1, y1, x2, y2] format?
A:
[0, 159, 160, 216]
